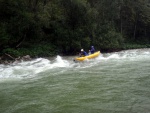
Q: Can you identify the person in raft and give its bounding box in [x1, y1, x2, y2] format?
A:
[79, 49, 88, 57]
[89, 46, 95, 54]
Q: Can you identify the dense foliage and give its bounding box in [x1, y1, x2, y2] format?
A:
[0, 0, 150, 57]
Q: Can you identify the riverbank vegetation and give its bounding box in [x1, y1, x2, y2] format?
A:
[0, 0, 150, 59]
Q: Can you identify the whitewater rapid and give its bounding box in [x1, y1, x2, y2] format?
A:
[0, 49, 150, 80]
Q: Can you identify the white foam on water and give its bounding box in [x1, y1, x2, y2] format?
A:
[0, 56, 71, 80]
[95, 49, 150, 61]
[52, 56, 70, 68]
[0, 49, 149, 80]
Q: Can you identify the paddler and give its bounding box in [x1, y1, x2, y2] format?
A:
[90, 46, 95, 54]
[79, 49, 88, 57]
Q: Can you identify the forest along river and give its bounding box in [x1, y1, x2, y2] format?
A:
[0, 49, 150, 113]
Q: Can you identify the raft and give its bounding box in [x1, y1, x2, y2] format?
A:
[74, 51, 100, 61]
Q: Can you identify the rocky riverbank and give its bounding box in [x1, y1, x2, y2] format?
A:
[0, 54, 31, 65]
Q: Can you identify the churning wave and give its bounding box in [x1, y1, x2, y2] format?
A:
[0, 56, 71, 79]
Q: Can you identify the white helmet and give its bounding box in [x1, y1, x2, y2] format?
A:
[81, 49, 83, 51]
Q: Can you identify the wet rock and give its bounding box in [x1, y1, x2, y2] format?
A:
[22, 55, 31, 61]
[0, 54, 32, 65]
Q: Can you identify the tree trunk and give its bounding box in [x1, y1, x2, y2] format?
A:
[133, 23, 137, 40]
[10, 34, 26, 49]
[43, 0, 47, 6]
[119, 0, 123, 35]
[16, 34, 26, 48]
[28, 0, 32, 9]
[133, 13, 138, 40]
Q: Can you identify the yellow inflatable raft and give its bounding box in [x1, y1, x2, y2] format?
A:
[74, 51, 100, 61]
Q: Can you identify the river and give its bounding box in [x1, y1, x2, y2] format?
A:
[0, 49, 150, 113]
